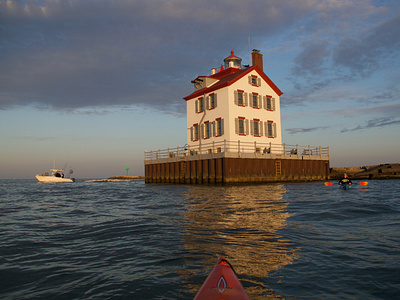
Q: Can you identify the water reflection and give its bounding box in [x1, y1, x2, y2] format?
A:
[180, 184, 298, 298]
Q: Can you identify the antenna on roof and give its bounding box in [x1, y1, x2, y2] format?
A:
[248, 36, 251, 65]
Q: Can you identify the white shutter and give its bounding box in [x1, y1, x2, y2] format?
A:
[258, 95, 262, 108]
[260, 121, 264, 136]
[263, 96, 266, 109]
[234, 91, 238, 105]
[245, 119, 249, 135]
[272, 98, 276, 111]
[212, 121, 216, 137]
[273, 123, 277, 137]
[244, 93, 248, 106]
[250, 120, 254, 135]
[248, 76, 252, 85]
[257, 78, 261, 87]
[235, 118, 239, 134]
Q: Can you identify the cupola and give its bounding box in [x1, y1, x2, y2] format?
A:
[223, 50, 242, 69]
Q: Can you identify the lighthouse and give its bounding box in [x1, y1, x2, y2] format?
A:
[144, 50, 330, 184]
[184, 50, 283, 153]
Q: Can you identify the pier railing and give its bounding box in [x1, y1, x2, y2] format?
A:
[144, 140, 329, 163]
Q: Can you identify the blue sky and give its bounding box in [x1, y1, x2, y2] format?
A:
[1, 0, 399, 179]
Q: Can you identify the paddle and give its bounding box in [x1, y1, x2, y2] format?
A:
[325, 181, 368, 186]
[357, 181, 368, 186]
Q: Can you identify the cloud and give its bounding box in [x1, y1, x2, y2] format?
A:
[1, 0, 399, 115]
[0, 0, 318, 112]
[286, 126, 329, 135]
[341, 117, 400, 133]
[333, 14, 400, 77]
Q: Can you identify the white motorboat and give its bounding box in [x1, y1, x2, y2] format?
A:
[36, 169, 75, 183]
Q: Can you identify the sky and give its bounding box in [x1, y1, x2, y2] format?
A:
[1, 0, 399, 179]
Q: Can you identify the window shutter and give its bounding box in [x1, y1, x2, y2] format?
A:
[250, 120, 254, 135]
[234, 91, 238, 105]
[258, 95, 262, 108]
[260, 121, 264, 136]
[235, 118, 239, 134]
[263, 96, 266, 109]
[245, 119, 249, 135]
[200, 124, 204, 139]
[244, 93, 248, 106]
[273, 123, 277, 137]
[190, 126, 193, 141]
[212, 121, 216, 137]
[206, 96, 209, 110]
[272, 98, 276, 111]
[265, 122, 268, 137]
[221, 119, 224, 135]
[257, 78, 261, 87]
[214, 94, 217, 108]
[195, 100, 198, 113]
[248, 76, 252, 85]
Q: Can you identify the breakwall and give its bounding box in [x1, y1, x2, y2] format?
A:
[145, 155, 330, 184]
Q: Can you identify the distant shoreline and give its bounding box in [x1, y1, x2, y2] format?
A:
[107, 176, 145, 180]
[330, 163, 400, 180]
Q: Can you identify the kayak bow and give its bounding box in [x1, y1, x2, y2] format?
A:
[194, 256, 250, 300]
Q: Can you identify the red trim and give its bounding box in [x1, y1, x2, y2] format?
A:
[253, 118, 260, 122]
[238, 116, 245, 120]
[267, 120, 273, 123]
[237, 89, 244, 93]
[216, 117, 222, 121]
[266, 95, 272, 98]
[183, 65, 283, 101]
[251, 75, 257, 78]
[252, 92, 258, 95]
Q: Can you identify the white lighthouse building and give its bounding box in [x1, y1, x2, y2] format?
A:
[144, 50, 330, 184]
[184, 50, 283, 153]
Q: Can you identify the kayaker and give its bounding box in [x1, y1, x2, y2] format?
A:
[338, 173, 352, 185]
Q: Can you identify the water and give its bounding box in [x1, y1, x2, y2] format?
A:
[0, 179, 399, 299]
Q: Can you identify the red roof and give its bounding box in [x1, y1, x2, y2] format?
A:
[183, 66, 283, 101]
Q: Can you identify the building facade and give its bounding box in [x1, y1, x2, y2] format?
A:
[184, 50, 283, 153]
[144, 50, 330, 184]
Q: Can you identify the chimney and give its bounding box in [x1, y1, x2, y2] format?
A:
[251, 49, 263, 71]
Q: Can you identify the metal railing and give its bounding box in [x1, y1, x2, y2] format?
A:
[144, 140, 329, 162]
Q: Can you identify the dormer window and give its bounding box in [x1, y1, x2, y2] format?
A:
[248, 75, 261, 87]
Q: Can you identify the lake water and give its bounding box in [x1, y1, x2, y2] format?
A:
[0, 179, 399, 299]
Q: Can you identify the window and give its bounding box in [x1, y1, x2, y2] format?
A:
[250, 119, 263, 137]
[199, 97, 204, 112]
[265, 96, 275, 111]
[267, 121, 276, 138]
[248, 75, 261, 87]
[239, 119, 245, 135]
[215, 118, 224, 136]
[238, 91, 244, 105]
[235, 117, 248, 135]
[204, 121, 210, 139]
[251, 93, 261, 108]
[252, 94, 258, 108]
[209, 93, 217, 109]
[234, 90, 246, 106]
[192, 124, 199, 141]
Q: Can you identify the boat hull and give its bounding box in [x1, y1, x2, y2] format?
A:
[35, 175, 75, 183]
[194, 257, 250, 300]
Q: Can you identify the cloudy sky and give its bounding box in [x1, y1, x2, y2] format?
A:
[1, 0, 399, 179]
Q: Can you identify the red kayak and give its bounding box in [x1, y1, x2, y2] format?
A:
[194, 256, 250, 300]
